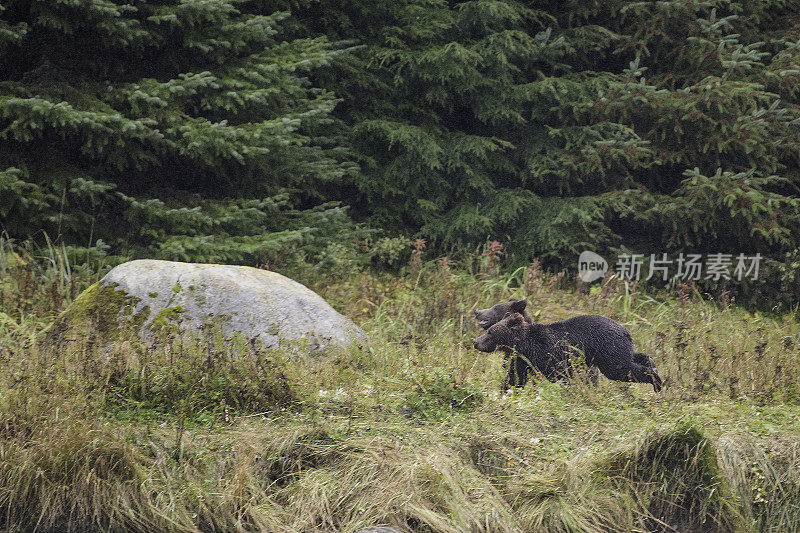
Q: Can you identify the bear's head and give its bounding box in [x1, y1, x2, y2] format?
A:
[474, 298, 528, 329]
[633, 352, 662, 392]
[472, 312, 527, 352]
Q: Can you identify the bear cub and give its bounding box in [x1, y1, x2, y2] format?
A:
[472, 304, 662, 392]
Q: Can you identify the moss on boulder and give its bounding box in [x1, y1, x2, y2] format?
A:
[47, 282, 150, 343]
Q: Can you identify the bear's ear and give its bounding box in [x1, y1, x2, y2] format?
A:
[504, 312, 525, 327]
[510, 299, 527, 313]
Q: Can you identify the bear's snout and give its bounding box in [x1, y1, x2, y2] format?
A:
[474, 310, 491, 329]
[472, 335, 495, 352]
[472, 336, 485, 351]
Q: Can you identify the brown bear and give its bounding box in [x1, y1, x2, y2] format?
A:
[472, 312, 662, 392]
[475, 298, 601, 386]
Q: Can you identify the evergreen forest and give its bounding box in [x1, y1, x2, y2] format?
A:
[2, 0, 800, 306]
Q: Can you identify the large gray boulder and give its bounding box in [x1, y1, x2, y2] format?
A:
[52, 259, 365, 355]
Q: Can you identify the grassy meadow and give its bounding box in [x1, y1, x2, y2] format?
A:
[1, 242, 799, 532]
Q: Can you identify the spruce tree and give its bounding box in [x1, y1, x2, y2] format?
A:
[296, 0, 800, 271]
[0, 0, 355, 264]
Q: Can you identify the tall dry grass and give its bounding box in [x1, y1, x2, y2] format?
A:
[1, 239, 799, 532]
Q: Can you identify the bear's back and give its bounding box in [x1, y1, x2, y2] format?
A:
[546, 315, 633, 363]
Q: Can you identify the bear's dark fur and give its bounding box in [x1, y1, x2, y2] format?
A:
[475, 298, 601, 386]
[472, 312, 662, 392]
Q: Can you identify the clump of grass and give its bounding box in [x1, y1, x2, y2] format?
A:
[717, 437, 800, 531]
[602, 421, 744, 532]
[503, 465, 642, 533]
[0, 400, 173, 533]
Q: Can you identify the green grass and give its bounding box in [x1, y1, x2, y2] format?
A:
[1, 245, 799, 532]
